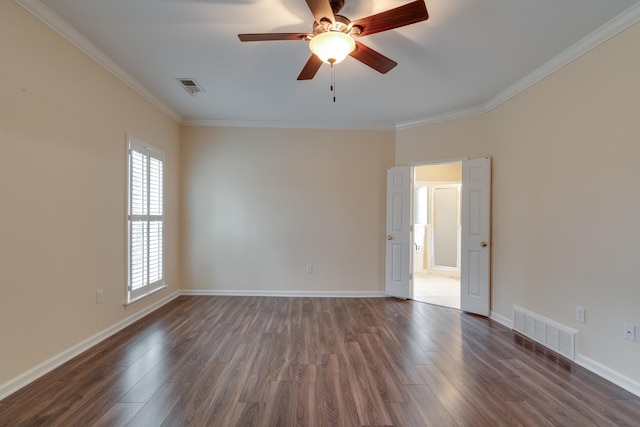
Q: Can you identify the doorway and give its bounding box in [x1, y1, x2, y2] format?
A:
[385, 158, 491, 315]
[412, 163, 462, 310]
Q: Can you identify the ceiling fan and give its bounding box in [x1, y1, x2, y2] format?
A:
[238, 0, 429, 80]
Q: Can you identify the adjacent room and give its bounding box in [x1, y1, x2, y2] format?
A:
[2, 0, 640, 425]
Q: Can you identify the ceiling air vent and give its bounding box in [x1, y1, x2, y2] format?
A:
[177, 78, 205, 96]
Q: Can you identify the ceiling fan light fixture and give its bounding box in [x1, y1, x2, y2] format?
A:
[309, 31, 355, 64]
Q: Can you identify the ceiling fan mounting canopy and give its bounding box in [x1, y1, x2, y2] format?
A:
[238, 0, 429, 80]
[329, 0, 346, 15]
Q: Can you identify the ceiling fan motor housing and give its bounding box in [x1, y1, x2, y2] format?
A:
[313, 15, 360, 36]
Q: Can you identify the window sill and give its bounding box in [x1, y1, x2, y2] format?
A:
[123, 284, 168, 308]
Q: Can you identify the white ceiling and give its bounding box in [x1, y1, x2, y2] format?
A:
[20, 0, 640, 128]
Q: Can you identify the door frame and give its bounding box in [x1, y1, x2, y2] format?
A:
[386, 157, 491, 316]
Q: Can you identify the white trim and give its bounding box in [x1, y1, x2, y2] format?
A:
[395, 3, 640, 130]
[0, 291, 180, 401]
[409, 157, 467, 167]
[180, 289, 387, 298]
[182, 119, 395, 131]
[14, 0, 182, 124]
[123, 284, 168, 308]
[395, 105, 487, 130]
[490, 311, 513, 329]
[575, 354, 640, 398]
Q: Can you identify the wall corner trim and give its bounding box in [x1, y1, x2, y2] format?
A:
[0, 291, 181, 401]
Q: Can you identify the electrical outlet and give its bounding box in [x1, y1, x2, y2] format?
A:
[306, 264, 313, 274]
[575, 306, 585, 323]
[96, 289, 103, 304]
[624, 323, 636, 341]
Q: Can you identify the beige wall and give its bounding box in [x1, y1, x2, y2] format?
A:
[0, 2, 181, 386]
[397, 22, 640, 383]
[180, 126, 395, 294]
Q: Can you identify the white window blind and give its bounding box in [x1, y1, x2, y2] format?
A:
[127, 137, 164, 302]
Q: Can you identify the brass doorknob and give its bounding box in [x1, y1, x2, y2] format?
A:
[387, 235, 393, 240]
[480, 241, 488, 247]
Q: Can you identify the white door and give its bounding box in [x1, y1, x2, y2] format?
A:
[385, 166, 412, 299]
[460, 157, 491, 316]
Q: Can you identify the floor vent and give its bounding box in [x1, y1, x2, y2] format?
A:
[177, 78, 205, 96]
[513, 305, 578, 360]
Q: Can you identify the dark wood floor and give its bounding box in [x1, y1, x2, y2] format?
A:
[1, 296, 639, 426]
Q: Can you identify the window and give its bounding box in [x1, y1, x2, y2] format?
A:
[127, 136, 165, 303]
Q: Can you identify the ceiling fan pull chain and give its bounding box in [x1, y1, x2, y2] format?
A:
[331, 62, 336, 103]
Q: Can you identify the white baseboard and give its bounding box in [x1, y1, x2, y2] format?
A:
[575, 354, 640, 398]
[490, 311, 513, 329]
[181, 289, 386, 298]
[0, 291, 180, 401]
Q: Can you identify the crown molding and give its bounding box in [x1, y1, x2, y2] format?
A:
[15, 0, 183, 124]
[396, 2, 640, 130]
[395, 105, 487, 130]
[183, 119, 396, 131]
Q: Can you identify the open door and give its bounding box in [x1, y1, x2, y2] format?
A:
[385, 166, 412, 299]
[460, 157, 491, 316]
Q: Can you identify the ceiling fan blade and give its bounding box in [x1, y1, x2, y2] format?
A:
[238, 33, 311, 42]
[349, 41, 397, 74]
[305, 0, 335, 24]
[351, 0, 428, 37]
[297, 54, 323, 80]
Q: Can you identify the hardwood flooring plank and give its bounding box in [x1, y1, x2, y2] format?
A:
[160, 361, 227, 427]
[302, 315, 323, 365]
[119, 362, 172, 403]
[404, 384, 457, 426]
[498, 400, 557, 427]
[87, 402, 144, 427]
[194, 343, 261, 426]
[369, 326, 429, 384]
[296, 364, 321, 427]
[261, 380, 298, 427]
[375, 323, 434, 366]
[317, 310, 341, 356]
[386, 402, 428, 427]
[357, 333, 410, 402]
[414, 363, 499, 426]
[126, 382, 193, 427]
[239, 334, 285, 404]
[227, 402, 264, 427]
[321, 353, 361, 427]
[344, 341, 392, 425]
